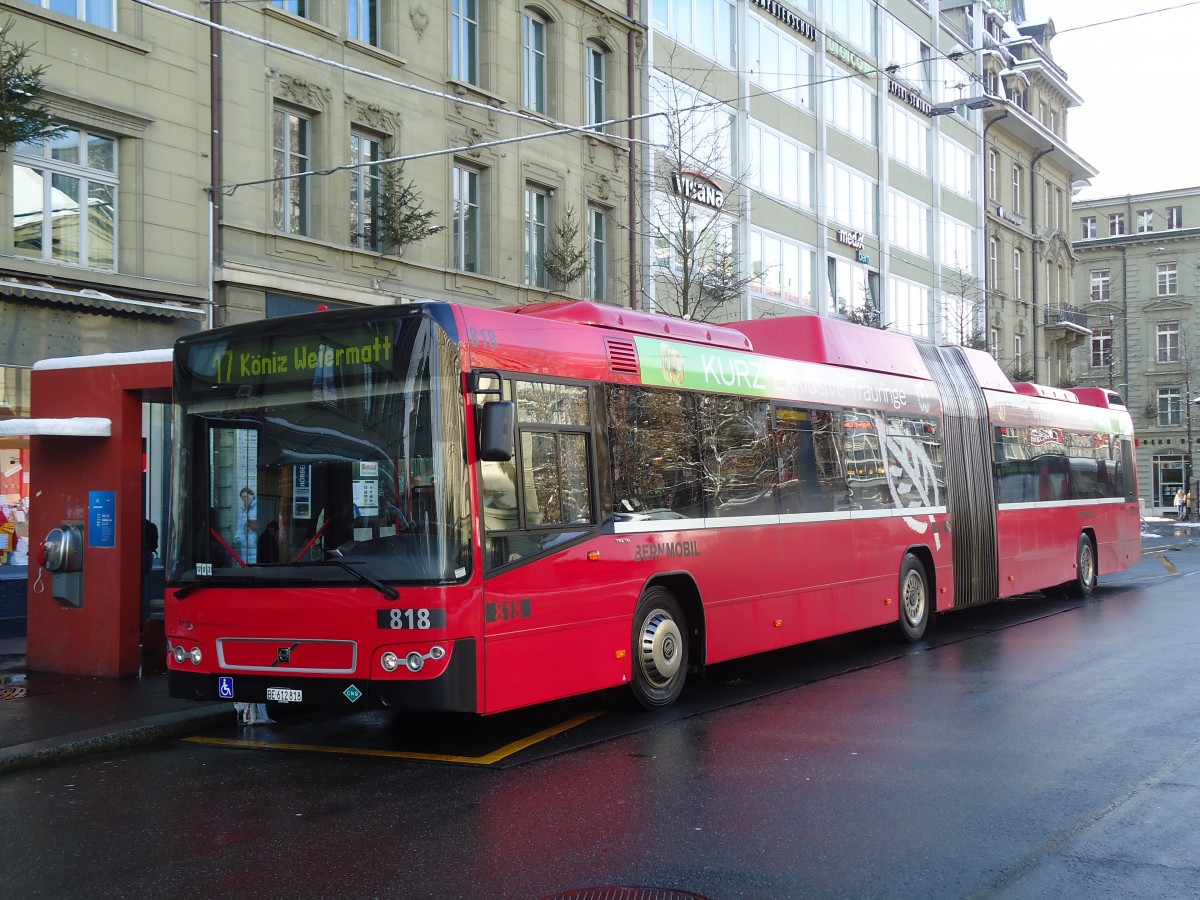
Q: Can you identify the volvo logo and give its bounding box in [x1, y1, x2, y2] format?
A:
[274, 643, 299, 666]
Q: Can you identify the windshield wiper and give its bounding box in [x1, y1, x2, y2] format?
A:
[294, 558, 400, 599]
[175, 578, 209, 599]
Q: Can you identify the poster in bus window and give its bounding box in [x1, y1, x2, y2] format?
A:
[353, 478, 379, 516]
[293, 464, 312, 519]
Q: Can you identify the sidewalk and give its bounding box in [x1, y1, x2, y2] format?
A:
[0, 636, 228, 776]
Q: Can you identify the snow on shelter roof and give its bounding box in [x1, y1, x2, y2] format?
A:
[33, 348, 173, 371]
[0, 417, 112, 438]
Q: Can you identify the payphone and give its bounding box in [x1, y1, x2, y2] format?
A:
[41, 523, 84, 607]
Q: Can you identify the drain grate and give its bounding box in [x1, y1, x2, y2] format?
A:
[543, 890, 709, 900]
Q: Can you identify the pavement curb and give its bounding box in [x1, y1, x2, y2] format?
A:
[0, 706, 228, 776]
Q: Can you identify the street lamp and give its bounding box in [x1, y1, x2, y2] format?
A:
[931, 96, 995, 116]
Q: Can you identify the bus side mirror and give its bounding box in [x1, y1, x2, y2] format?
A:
[479, 400, 515, 462]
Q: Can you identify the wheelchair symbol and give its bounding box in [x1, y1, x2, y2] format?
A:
[218, 677, 234, 699]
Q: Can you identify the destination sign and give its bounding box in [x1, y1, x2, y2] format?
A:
[634, 337, 939, 416]
[187, 329, 393, 386]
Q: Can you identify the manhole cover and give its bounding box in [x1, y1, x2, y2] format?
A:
[543, 890, 709, 900]
[0, 684, 27, 701]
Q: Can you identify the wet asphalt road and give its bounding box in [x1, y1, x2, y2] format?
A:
[3, 521, 1200, 899]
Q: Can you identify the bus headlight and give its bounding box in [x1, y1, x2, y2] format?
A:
[169, 643, 203, 666]
[381, 651, 400, 672]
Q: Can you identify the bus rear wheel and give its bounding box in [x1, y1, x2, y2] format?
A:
[1065, 533, 1096, 598]
[898, 554, 930, 643]
[630, 587, 689, 710]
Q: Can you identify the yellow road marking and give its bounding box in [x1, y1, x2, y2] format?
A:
[1156, 554, 1180, 575]
[183, 708, 606, 765]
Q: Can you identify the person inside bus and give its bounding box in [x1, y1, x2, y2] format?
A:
[233, 487, 258, 563]
[257, 518, 282, 563]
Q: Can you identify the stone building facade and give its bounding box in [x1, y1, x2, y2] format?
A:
[1073, 187, 1200, 513]
[980, 4, 1095, 386]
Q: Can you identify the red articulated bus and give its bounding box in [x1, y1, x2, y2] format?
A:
[165, 301, 1141, 713]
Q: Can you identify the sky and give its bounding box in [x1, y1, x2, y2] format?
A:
[1022, 1, 1200, 200]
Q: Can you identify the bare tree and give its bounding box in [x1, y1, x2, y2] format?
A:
[940, 267, 987, 349]
[633, 67, 758, 322]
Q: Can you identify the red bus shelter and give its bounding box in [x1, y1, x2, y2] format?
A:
[11, 351, 172, 677]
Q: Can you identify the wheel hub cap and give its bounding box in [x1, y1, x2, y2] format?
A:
[640, 611, 682, 684]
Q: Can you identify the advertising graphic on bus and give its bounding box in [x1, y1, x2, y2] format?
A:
[165, 301, 1141, 714]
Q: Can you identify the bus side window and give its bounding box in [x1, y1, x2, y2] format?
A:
[774, 405, 840, 514]
[481, 458, 521, 569]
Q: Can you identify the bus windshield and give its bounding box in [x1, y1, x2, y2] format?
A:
[169, 309, 470, 587]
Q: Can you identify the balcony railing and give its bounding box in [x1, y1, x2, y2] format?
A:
[1044, 305, 1089, 328]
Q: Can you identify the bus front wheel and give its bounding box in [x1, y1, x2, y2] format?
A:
[898, 554, 930, 643]
[630, 587, 689, 710]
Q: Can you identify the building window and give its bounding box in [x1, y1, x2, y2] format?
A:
[988, 237, 999, 289]
[888, 190, 930, 258]
[1158, 321, 1180, 363]
[887, 274, 932, 340]
[1109, 213, 1126, 236]
[1159, 385, 1183, 427]
[940, 213, 974, 273]
[826, 62, 877, 145]
[349, 132, 381, 250]
[655, 0, 736, 67]
[987, 149, 998, 200]
[272, 108, 310, 235]
[1012, 248, 1023, 300]
[452, 163, 480, 272]
[1089, 268, 1111, 303]
[1091, 326, 1112, 369]
[827, 255, 878, 317]
[27, 0, 114, 28]
[825, 159, 877, 235]
[1158, 262, 1179, 296]
[752, 228, 816, 310]
[1081, 216, 1096, 239]
[940, 135, 974, 199]
[13, 126, 118, 269]
[825, 0, 876, 55]
[348, 0, 378, 45]
[1014, 333, 1024, 370]
[587, 205, 607, 300]
[272, 0, 306, 17]
[747, 15, 812, 110]
[1168, 206, 1183, 229]
[749, 121, 814, 208]
[990, 327, 1000, 360]
[1137, 210, 1154, 233]
[452, 0, 479, 85]
[524, 185, 548, 288]
[585, 43, 607, 132]
[1010, 164, 1023, 214]
[522, 12, 547, 114]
